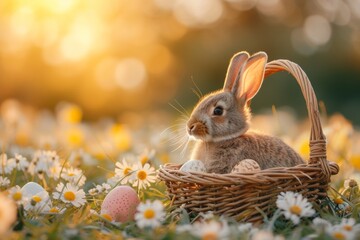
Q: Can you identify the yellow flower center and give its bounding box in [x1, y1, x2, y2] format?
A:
[66, 107, 82, 123]
[101, 213, 113, 221]
[123, 167, 132, 175]
[32, 195, 42, 203]
[13, 192, 22, 201]
[137, 170, 147, 180]
[289, 205, 302, 216]
[140, 155, 149, 165]
[343, 225, 352, 231]
[143, 209, 155, 219]
[67, 129, 83, 146]
[31, 195, 42, 206]
[49, 207, 59, 213]
[332, 231, 346, 240]
[349, 155, 360, 171]
[334, 198, 344, 204]
[111, 124, 132, 151]
[202, 232, 218, 240]
[68, 173, 75, 177]
[159, 153, 170, 164]
[64, 191, 76, 201]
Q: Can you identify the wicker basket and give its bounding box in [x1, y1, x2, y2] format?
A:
[158, 59, 340, 224]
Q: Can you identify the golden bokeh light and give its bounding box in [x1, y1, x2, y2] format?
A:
[114, 58, 147, 90]
[0, 0, 359, 122]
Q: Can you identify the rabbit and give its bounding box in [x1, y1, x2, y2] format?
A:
[186, 51, 305, 174]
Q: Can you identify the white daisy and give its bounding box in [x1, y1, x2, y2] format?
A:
[23, 190, 51, 213]
[89, 209, 117, 223]
[101, 183, 111, 193]
[252, 230, 284, 240]
[28, 150, 54, 176]
[0, 176, 10, 188]
[98, 209, 115, 222]
[114, 158, 136, 184]
[28, 150, 61, 177]
[135, 200, 165, 229]
[8, 185, 25, 205]
[326, 225, 352, 240]
[238, 222, 259, 237]
[95, 184, 103, 193]
[61, 167, 86, 187]
[138, 149, 156, 165]
[95, 183, 111, 194]
[8, 153, 29, 171]
[53, 182, 86, 207]
[333, 196, 350, 211]
[0, 153, 16, 174]
[44, 206, 66, 215]
[276, 191, 315, 225]
[199, 211, 215, 220]
[175, 224, 193, 233]
[312, 217, 332, 230]
[132, 163, 156, 190]
[0, 193, 17, 235]
[337, 218, 360, 236]
[48, 160, 62, 180]
[191, 219, 230, 240]
[107, 175, 121, 187]
[88, 188, 98, 196]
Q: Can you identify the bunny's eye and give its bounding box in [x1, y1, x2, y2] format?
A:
[213, 106, 223, 116]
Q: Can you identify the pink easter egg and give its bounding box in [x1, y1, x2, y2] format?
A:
[100, 186, 140, 222]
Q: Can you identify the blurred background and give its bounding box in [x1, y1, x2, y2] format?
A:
[1, 0, 360, 125]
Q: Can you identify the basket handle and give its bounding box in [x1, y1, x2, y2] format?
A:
[264, 60, 331, 180]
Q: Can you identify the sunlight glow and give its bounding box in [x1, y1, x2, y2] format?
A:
[115, 59, 147, 90]
[174, 0, 223, 27]
[304, 15, 332, 46]
[60, 15, 100, 61]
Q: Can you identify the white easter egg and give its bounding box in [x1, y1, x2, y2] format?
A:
[231, 159, 261, 173]
[180, 159, 206, 172]
[100, 186, 140, 222]
[21, 182, 45, 197]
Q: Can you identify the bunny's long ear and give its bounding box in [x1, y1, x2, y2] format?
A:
[223, 51, 249, 92]
[235, 52, 267, 105]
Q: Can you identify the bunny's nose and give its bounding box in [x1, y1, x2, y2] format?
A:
[187, 122, 199, 135]
[187, 120, 207, 138]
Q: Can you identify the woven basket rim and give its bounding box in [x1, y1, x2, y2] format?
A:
[158, 162, 339, 186]
[158, 59, 339, 183]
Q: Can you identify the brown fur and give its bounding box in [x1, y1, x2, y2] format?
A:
[191, 131, 304, 173]
[187, 51, 305, 173]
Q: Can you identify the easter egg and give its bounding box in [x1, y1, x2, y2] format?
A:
[180, 159, 206, 172]
[100, 186, 140, 222]
[21, 182, 45, 197]
[231, 159, 261, 173]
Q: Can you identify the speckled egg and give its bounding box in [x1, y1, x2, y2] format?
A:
[100, 186, 140, 222]
[179, 159, 206, 172]
[231, 159, 261, 173]
[21, 182, 45, 197]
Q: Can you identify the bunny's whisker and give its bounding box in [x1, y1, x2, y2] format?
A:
[174, 99, 190, 117]
[191, 88, 202, 99]
[191, 76, 203, 98]
[169, 134, 188, 147]
[171, 134, 189, 153]
[160, 123, 186, 137]
[168, 102, 189, 118]
[179, 136, 190, 160]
